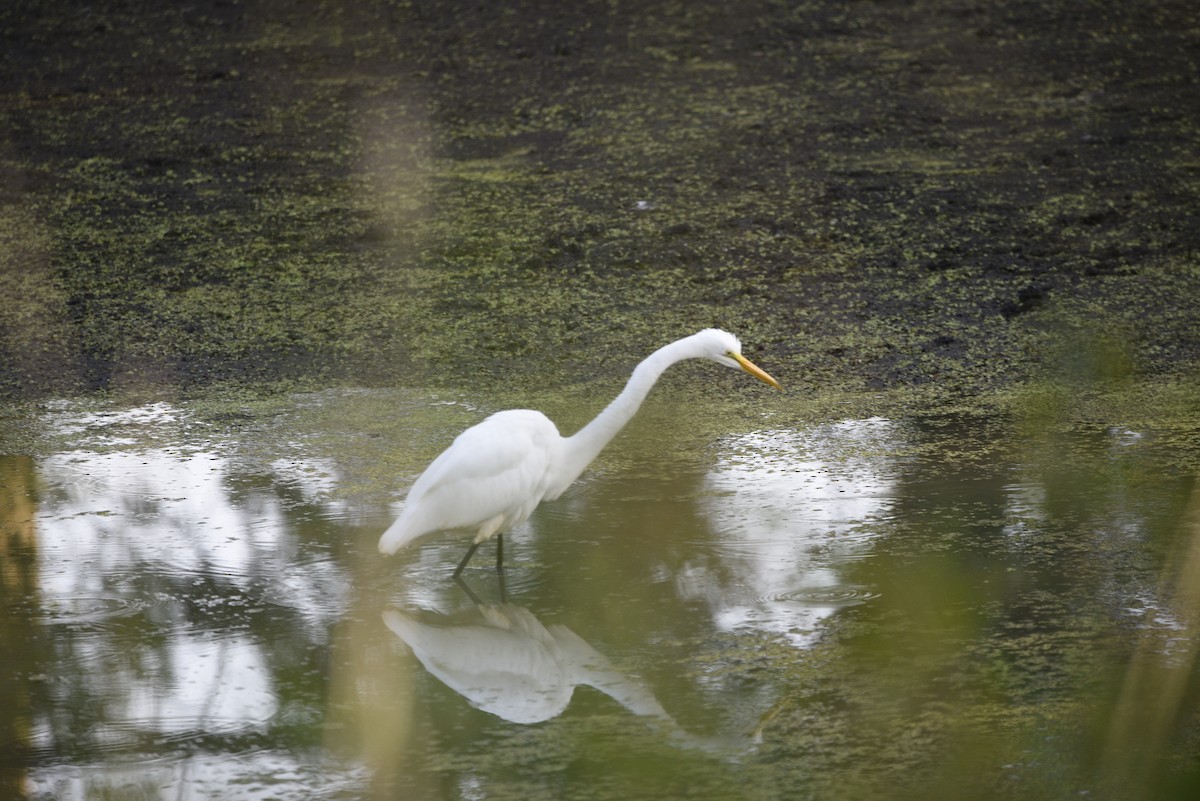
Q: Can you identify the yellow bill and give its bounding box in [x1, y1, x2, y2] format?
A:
[733, 353, 782, 390]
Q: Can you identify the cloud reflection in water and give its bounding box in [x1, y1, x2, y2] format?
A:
[689, 418, 899, 646]
[21, 403, 355, 799]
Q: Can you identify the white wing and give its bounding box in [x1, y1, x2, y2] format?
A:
[378, 410, 562, 554]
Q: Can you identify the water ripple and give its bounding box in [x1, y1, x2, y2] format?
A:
[762, 585, 881, 608]
[38, 593, 145, 625]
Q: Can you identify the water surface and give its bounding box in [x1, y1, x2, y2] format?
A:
[2, 390, 1196, 800]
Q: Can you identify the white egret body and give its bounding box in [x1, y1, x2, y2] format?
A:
[378, 328, 781, 573]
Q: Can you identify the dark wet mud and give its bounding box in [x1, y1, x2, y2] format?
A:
[1, 0, 1198, 404]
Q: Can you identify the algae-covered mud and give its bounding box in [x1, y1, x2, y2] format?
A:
[1, 0, 1199, 398]
[2, 1, 1200, 800]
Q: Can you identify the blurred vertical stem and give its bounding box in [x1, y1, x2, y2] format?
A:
[1100, 478, 1200, 799]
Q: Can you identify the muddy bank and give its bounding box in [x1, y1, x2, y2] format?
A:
[1, 0, 1198, 400]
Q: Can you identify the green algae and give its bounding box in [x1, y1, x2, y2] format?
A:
[1, 0, 1198, 403]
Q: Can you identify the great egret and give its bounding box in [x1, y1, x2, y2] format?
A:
[378, 328, 781, 574]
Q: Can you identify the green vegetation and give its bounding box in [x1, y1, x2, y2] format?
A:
[0, 0, 1197, 403]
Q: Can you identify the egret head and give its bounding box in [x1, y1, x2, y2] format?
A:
[694, 328, 782, 390]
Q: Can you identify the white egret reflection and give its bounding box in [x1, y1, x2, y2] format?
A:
[690, 418, 899, 646]
[382, 602, 742, 756]
[383, 604, 668, 725]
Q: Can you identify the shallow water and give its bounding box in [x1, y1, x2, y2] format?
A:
[1, 390, 1197, 800]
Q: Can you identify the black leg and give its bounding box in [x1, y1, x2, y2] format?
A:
[495, 533, 504, 572]
[453, 540, 482, 578]
[453, 573, 483, 605]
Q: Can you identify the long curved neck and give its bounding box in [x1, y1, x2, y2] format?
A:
[554, 337, 701, 490]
